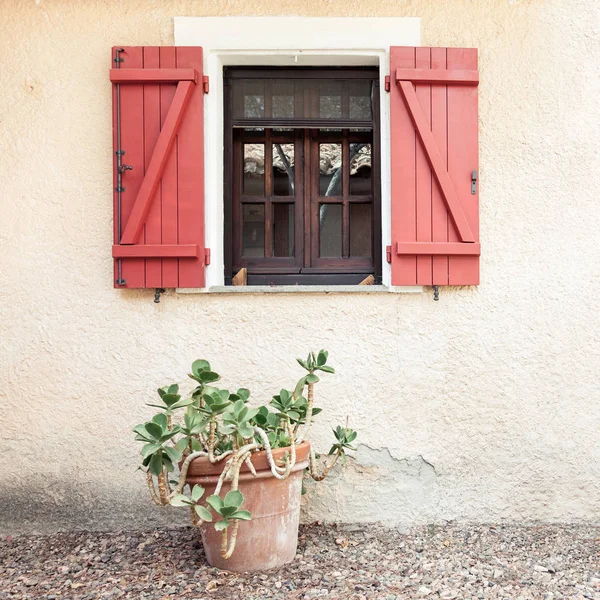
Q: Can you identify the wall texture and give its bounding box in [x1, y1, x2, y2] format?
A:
[1, 0, 599, 534]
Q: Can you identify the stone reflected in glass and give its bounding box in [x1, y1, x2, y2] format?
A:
[349, 144, 372, 196]
[273, 143, 295, 196]
[319, 204, 342, 258]
[242, 204, 265, 258]
[243, 144, 265, 196]
[272, 204, 294, 257]
[319, 144, 342, 196]
[272, 80, 295, 118]
[348, 81, 372, 120]
[350, 203, 372, 257]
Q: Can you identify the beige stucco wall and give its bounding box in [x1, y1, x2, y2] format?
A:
[1, 0, 599, 534]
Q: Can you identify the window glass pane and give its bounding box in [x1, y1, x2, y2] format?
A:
[350, 203, 372, 257]
[349, 144, 372, 195]
[319, 82, 342, 119]
[273, 143, 295, 196]
[348, 81, 372, 120]
[243, 144, 265, 196]
[319, 204, 342, 257]
[242, 204, 265, 257]
[272, 80, 295, 118]
[242, 81, 265, 118]
[273, 204, 294, 257]
[319, 144, 342, 196]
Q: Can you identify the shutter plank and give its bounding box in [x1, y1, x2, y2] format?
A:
[431, 47, 450, 285]
[159, 47, 180, 288]
[176, 47, 205, 288]
[447, 48, 479, 285]
[116, 47, 145, 287]
[143, 47, 162, 288]
[390, 47, 417, 285]
[415, 47, 433, 285]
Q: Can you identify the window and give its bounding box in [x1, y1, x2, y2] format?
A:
[224, 68, 381, 286]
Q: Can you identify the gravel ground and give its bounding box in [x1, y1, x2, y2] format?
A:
[1, 523, 599, 599]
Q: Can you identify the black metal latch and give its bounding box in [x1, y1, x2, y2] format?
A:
[471, 170, 477, 195]
[118, 164, 133, 175]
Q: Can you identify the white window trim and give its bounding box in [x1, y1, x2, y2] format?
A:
[174, 17, 422, 293]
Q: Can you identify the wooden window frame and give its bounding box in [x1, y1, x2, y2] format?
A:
[224, 66, 381, 286]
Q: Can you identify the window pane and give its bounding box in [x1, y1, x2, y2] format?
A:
[349, 144, 372, 195]
[273, 204, 294, 257]
[319, 82, 342, 119]
[273, 143, 295, 196]
[244, 144, 265, 196]
[349, 81, 372, 120]
[350, 204, 372, 257]
[319, 143, 342, 196]
[272, 80, 295, 118]
[319, 204, 342, 257]
[242, 204, 265, 257]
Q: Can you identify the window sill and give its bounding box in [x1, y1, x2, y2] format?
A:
[176, 285, 423, 294]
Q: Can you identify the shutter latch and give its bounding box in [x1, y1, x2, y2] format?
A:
[204, 248, 211, 266]
[433, 285, 440, 301]
[385, 245, 392, 264]
[118, 164, 133, 175]
[471, 170, 477, 194]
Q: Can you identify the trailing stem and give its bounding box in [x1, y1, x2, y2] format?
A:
[309, 447, 342, 482]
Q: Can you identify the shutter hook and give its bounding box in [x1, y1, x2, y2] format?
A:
[433, 285, 440, 301]
[154, 288, 165, 303]
[118, 164, 133, 174]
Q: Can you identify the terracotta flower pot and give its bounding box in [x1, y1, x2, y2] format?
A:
[185, 441, 310, 572]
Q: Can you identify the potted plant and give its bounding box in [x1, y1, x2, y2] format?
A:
[133, 351, 357, 572]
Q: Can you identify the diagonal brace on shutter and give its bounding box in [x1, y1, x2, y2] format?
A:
[397, 80, 475, 243]
[119, 79, 195, 245]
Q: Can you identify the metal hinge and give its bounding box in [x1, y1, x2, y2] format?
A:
[386, 245, 392, 263]
[204, 248, 211, 265]
[471, 170, 477, 194]
[203, 75, 209, 94]
[385, 76, 390, 92]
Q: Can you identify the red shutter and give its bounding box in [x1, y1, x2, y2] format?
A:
[110, 46, 207, 289]
[390, 47, 480, 286]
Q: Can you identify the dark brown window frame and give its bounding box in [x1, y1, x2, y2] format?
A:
[224, 66, 381, 286]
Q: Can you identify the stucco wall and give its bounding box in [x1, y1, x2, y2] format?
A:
[1, 0, 599, 534]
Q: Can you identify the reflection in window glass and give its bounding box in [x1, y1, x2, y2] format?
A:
[243, 144, 265, 196]
[350, 204, 372, 257]
[349, 144, 372, 195]
[244, 95, 264, 118]
[273, 204, 294, 257]
[319, 82, 342, 119]
[319, 204, 342, 257]
[348, 81, 372, 120]
[242, 204, 265, 257]
[319, 144, 342, 196]
[273, 143, 295, 196]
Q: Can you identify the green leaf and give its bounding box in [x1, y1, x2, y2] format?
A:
[144, 422, 163, 441]
[294, 377, 306, 399]
[238, 425, 255, 439]
[296, 358, 310, 370]
[167, 384, 179, 395]
[159, 429, 179, 443]
[317, 365, 335, 374]
[195, 505, 213, 522]
[236, 388, 250, 402]
[231, 510, 252, 521]
[148, 452, 163, 476]
[214, 520, 229, 531]
[152, 413, 168, 429]
[219, 505, 238, 518]
[199, 371, 220, 384]
[133, 424, 154, 443]
[317, 350, 328, 366]
[170, 398, 194, 410]
[170, 494, 192, 507]
[190, 438, 203, 452]
[347, 431, 358, 443]
[191, 485, 205, 502]
[141, 443, 162, 459]
[192, 359, 211, 376]
[206, 495, 224, 512]
[175, 438, 188, 453]
[224, 490, 243, 509]
[163, 446, 182, 463]
[305, 374, 320, 384]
